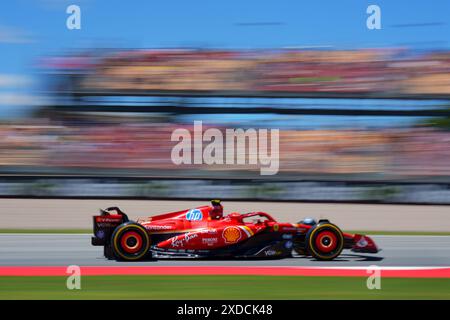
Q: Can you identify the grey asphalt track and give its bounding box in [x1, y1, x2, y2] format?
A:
[0, 234, 449, 267]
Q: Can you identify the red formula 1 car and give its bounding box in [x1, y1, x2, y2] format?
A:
[91, 200, 379, 261]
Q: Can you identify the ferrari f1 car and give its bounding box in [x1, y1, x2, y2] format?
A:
[91, 200, 379, 261]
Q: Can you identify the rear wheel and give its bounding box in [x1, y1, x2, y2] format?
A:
[111, 222, 151, 261]
[306, 223, 344, 261]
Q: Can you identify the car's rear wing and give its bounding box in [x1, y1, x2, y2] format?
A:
[91, 207, 129, 246]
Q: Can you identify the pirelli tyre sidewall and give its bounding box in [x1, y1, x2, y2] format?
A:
[111, 222, 150, 261]
[306, 222, 344, 261]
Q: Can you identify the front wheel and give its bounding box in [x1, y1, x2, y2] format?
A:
[306, 222, 344, 261]
[111, 222, 151, 261]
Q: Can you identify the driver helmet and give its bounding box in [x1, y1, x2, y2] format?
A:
[209, 199, 223, 220]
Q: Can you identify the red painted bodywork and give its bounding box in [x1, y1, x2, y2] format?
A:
[127, 205, 379, 253]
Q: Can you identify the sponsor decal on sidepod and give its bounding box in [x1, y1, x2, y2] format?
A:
[222, 226, 242, 243]
[202, 238, 219, 246]
[171, 233, 199, 248]
[186, 209, 203, 221]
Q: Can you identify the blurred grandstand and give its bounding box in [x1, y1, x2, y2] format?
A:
[0, 47, 449, 203]
[41, 47, 450, 98]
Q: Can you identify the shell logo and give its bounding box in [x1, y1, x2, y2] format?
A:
[222, 226, 242, 243]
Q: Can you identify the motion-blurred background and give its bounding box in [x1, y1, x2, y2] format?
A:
[1, 0, 449, 204]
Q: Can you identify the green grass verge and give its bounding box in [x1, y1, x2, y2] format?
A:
[0, 276, 449, 299]
[1, 229, 450, 236]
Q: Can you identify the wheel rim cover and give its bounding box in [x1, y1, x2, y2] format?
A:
[120, 231, 143, 254]
[315, 230, 337, 253]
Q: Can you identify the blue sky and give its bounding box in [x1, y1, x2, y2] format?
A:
[0, 0, 449, 117]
